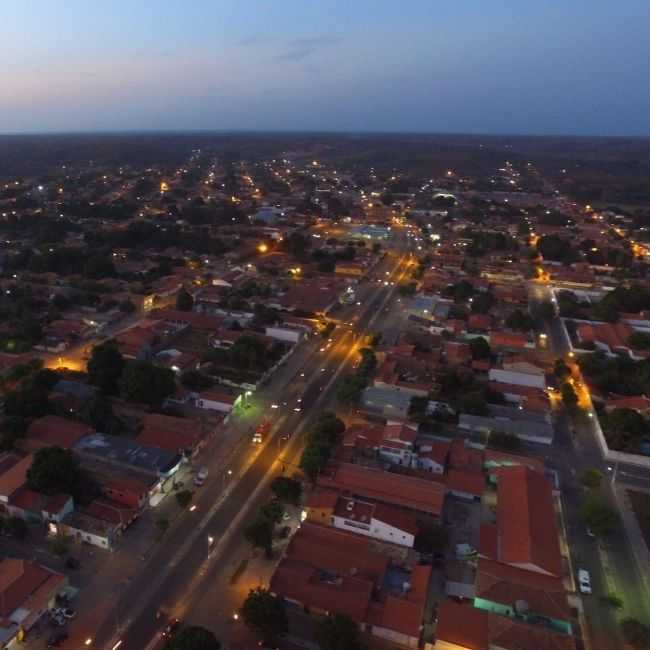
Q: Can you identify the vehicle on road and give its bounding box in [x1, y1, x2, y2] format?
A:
[578, 569, 592, 594]
[253, 419, 270, 444]
[282, 511, 291, 521]
[194, 467, 208, 487]
[586, 527, 596, 538]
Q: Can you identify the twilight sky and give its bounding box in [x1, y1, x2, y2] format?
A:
[2, 1, 649, 136]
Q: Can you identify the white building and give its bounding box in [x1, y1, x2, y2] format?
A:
[331, 496, 418, 548]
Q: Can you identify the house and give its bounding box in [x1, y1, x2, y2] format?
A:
[6, 489, 73, 524]
[459, 412, 554, 446]
[0, 454, 33, 505]
[434, 600, 576, 650]
[57, 510, 119, 551]
[114, 326, 157, 360]
[489, 332, 533, 351]
[377, 423, 418, 466]
[604, 395, 650, 415]
[137, 414, 204, 456]
[417, 439, 451, 474]
[480, 466, 563, 577]
[360, 386, 414, 420]
[0, 558, 68, 647]
[474, 558, 572, 634]
[23, 415, 92, 452]
[488, 367, 546, 390]
[317, 462, 445, 517]
[331, 496, 418, 548]
[270, 522, 431, 648]
[193, 388, 241, 415]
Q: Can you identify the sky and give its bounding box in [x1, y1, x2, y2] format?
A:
[1, 1, 649, 136]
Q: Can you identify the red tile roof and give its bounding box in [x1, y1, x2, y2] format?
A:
[271, 558, 372, 622]
[490, 332, 529, 350]
[26, 416, 92, 450]
[0, 558, 64, 618]
[476, 558, 570, 621]
[497, 467, 562, 576]
[577, 322, 633, 351]
[286, 521, 388, 581]
[366, 565, 431, 638]
[318, 463, 445, 516]
[488, 615, 576, 650]
[435, 600, 489, 650]
[447, 468, 485, 497]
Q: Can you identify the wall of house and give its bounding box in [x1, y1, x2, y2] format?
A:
[60, 525, 112, 550]
[331, 514, 415, 548]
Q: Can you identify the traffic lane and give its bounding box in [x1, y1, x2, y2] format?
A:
[116, 350, 353, 649]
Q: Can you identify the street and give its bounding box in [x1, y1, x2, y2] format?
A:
[83, 241, 413, 650]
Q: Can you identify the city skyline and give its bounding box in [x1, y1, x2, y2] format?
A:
[3, 0, 650, 136]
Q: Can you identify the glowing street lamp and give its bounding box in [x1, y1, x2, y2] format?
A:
[258, 243, 268, 254]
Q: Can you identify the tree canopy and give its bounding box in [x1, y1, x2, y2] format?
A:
[120, 361, 176, 405]
[163, 625, 220, 650]
[317, 614, 363, 650]
[581, 493, 619, 536]
[175, 288, 194, 312]
[27, 446, 81, 496]
[270, 476, 302, 505]
[87, 340, 125, 395]
[241, 588, 288, 645]
[300, 413, 345, 481]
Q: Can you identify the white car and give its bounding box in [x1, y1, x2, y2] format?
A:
[578, 569, 592, 594]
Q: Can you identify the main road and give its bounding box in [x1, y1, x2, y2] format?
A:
[528, 279, 650, 650]
[94, 239, 414, 650]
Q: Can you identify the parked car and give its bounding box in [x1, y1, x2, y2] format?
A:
[47, 630, 68, 647]
[194, 467, 208, 487]
[282, 511, 291, 521]
[61, 608, 76, 620]
[578, 569, 592, 594]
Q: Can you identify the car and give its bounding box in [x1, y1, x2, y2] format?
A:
[578, 569, 592, 594]
[47, 631, 68, 647]
[62, 608, 76, 620]
[163, 618, 182, 638]
[586, 527, 596, 538]
[282, 511, 291, 521]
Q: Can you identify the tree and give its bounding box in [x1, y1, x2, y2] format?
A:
[175, 288, 194, 312]
[0, 416, 27, 451]
[270, 476, 302, 505]
[602, 407, 648, 452]
[336, 374, 366, 404]
[176, 489, 193, 509]
[553, 358, 571, 381]
[455, 390, 488, 416]
[244, 516, 274, 557]
[622, 618, 650, 650]
[469, 336, 491, 360]
[580, 468, 603, 489]
[561, 382, 578, 410]
[241, 588, 288, 645]
[163, 625, 220, 650]
[27, 446, 81, 496]
[505, 309, 534, 332]
[180, 369, 213, 391]
[260, 500, 284, 524]
[4, 516, 27, 540]
[80, 393, 121, 434]
[4, 384, 50, 418]
[581, 493, 619, 536]
[120, 361, 176, 405]
[488, 431, 520, 452]
[87, 341, 125, 395]
[317, 614, 362, 650]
